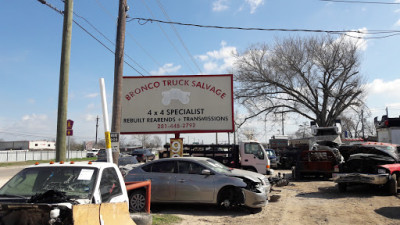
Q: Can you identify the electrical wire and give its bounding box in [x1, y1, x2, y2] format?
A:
[320, 0, 400, 4]
[155, 0, 203, 74]
[139, 0, 197, 74]
[94, 0, 167, 75]
[128, 17, 400, 39]
[37, 0, 146, 75]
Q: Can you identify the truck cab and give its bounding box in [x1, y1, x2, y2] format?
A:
[239, 141, 272, 175]
[0, 161, 134, 225]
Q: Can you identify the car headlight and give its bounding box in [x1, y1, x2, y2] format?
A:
[377, 168, 387, 174]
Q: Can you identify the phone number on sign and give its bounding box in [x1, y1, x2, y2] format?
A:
[157, 123, 196, 129]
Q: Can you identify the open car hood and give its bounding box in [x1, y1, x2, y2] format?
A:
[338, 145, 399, 162]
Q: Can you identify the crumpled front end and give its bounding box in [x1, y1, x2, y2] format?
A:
[332, 172, 389, 185]
[241, 176, 270, 208]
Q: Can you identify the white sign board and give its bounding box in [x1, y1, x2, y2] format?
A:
[110, 132, 120, 152]
[121, 75, 234, 134]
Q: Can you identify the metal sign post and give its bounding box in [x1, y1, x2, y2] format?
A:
[99, 78, 114, 163]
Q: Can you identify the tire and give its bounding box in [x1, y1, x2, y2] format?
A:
[338, 183, 347, 193]
[388, 174, 398, 195]
[129, 189, 146, 212]
[291, 167, 301, 180]
[217, 188, 235, 209]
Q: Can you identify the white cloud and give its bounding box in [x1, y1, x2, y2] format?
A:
[84, 114, 98, 122]
[246, 0, 264, 14]
[86, 103, 95, 110]
[337, 27, 368, 51]
[22, 114, 48, 122]
[27, 98, 35, 104]
[213, 0, 229, 12]
[394, 19, 400, 27]
[85, 93, 99, 98]
[196, 41, 238, 74]
[212, 0, 264, 13]
[365, 79, 400, 117]
[150, 63, 182, 75]
[366, 79, 400, 96]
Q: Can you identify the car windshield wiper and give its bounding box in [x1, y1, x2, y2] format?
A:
[0, 194, 29, 199]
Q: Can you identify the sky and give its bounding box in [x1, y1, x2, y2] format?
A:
[1, 0, 400, 146]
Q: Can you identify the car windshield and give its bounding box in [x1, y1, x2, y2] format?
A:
[0, 166, 98, 199]
[266, 150, 276, 157]
[198, 158, 232, 173]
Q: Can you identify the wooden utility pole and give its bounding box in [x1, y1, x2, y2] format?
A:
[111, 0, 127, 164]
[55, 0, 73, 162]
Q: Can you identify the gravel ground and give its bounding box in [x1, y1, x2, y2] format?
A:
[153, 170, 400, 225]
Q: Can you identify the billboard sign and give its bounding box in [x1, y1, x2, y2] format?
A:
[121, 74, 234, 134]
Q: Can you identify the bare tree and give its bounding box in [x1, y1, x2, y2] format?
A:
[341, 106, 375, 138]
[234, 35, 366, 127]
[151, 136, 162, 148]
[133, 135, 151, 148]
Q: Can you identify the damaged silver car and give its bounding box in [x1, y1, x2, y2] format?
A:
[124, 157, 270, 213]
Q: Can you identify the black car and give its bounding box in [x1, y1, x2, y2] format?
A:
[130, 149, 155, 162]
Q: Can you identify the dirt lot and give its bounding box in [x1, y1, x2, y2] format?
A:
[153, 170, 400, 225]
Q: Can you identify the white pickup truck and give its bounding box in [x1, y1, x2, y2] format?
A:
[0, 161, 140, 225]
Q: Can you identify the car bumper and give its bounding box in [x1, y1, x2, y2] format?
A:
[242, 183, 270, 208]
[332, 173, 389, 185]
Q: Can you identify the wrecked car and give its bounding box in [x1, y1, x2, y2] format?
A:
[0, 161, 135, 225]
[332, 142, 400, 195]
[124, 157, 270, 213]
[292, 141, 343, 180]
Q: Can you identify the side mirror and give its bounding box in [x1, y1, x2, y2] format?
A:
[201, 169, 212, 175]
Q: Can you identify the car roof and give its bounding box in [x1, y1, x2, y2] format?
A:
[26, 161, 117, 170]
[148, 157, 210, 163]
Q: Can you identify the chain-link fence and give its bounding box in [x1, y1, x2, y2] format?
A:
[0, 150, 87, 163]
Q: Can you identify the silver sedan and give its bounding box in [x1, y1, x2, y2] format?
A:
[125, 157, 270, 213]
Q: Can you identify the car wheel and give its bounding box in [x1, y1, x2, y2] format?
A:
[218, 188, 235, 209]
[129, 189, 146, 212]
[388, 174, 398, 195]
[338, 183, 347, 193]
[291, 167, 301, 180]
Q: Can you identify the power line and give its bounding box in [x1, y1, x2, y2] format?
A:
[128, 17, 400, 39]
[155, 0, 203, 74]
[94, 0, 170, 75]
[37, 0, 146, 75]
[139, 0, 197, 74]
[320, 0, 400, 4]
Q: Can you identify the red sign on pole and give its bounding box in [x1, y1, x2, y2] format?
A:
[66, 129, 73, 136]
[67, 119, 74, 129]
[67, 119, 74, 136]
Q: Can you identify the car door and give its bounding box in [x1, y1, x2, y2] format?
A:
[145, 161, 176, 201]
[174, 160, 215, 202]
[99, 167, 125, 203]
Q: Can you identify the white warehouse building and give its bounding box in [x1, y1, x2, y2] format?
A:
[0, 141, 56, 150]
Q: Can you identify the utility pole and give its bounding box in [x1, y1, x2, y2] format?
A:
[111, 0, 128, 164]
[361, 110, 365, 140]
[281, 111, 285, 135]
[95, 116, 99, 145]
[55, 0, 73, 162]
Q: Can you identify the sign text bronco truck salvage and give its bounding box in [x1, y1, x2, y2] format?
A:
[121, 75, 234, 134]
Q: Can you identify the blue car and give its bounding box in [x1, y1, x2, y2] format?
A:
[266, 149, 278, 168]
